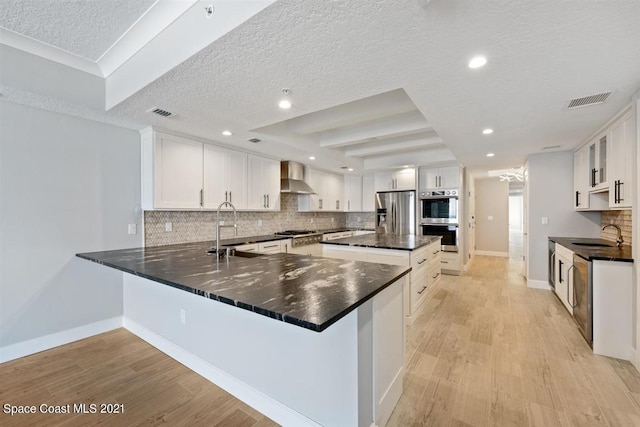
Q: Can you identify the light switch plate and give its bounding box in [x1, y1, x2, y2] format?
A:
[541, 217, 549, 225]
[165, 222, 172, 232]
[128, 224, 137, 235]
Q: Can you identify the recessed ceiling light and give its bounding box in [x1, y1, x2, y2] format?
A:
[482, 128, 493, 135]
[468, 56, 487, 69]
[403, 165, 410, 168]
[309, 156, 316, 160]
[348, 168, 354, 172]
[222, 130, 232, 136]
[279, 99, 291, 109]
[486, 153, 495, 157]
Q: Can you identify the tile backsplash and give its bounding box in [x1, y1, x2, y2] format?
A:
[601, 210, 632, 246]
[144, 193, 349, 246]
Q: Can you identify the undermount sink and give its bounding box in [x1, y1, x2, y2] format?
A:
[572, 242, 614, 247]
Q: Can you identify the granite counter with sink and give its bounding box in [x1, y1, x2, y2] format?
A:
[549, 237, 633, 262]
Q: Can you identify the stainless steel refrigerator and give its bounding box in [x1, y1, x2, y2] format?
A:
[375, 191, 415, 235]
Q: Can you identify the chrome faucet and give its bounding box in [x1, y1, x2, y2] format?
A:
[216, 201, 238, 257]
[602, 224, 623, 247]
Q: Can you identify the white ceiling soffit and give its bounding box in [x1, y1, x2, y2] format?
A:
[0, 0, 276, 108]
[253, 88, 445, 168]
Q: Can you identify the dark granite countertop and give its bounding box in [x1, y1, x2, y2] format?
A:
[320, 234, 442, 251]
[77, 241, 411, 332]
[549, 237, 633, 262]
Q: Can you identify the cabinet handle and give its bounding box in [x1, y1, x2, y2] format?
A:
[438, 176, 441, 187]
[225, 191, 228, 202]
[558, 259, 563, 284]
[433, 250, 440, 255]
[285, 243, 288, 254]
[263, 244, 278, 249]
[417, 286, 427, 295]
[591, 168, 596, 187]
[432, 272, 440, 279]
[267, 194, 270, 207]
[200, 189, 203, 207]
[417, 258, 427, 265]
[336, 200, 339, 210]
[319, 198, 323, 209]
[348, 200, 350, 210]
[263, 194, 266, 208]
[441, 260, 449, 264]
[229, 191, 232, 203]
[575, 190, 580, 207]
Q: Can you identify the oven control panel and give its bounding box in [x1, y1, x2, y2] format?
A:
[420, 189, 458, 198]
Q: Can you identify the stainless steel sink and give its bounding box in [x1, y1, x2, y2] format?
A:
[572, 242, 613, 247]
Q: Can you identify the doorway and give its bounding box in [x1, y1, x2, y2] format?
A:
[509, 182, 524, 273]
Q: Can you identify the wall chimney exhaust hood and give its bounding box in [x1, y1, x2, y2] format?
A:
[280, 161, 316, 194]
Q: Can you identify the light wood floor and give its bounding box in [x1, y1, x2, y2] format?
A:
[3, 256, 640, 427]
[388, 255, 640, 427]
[0, 328, 277, 427]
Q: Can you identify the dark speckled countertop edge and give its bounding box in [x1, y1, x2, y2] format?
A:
[549, 237, 633, 263]
[321, 235, 441, 251]
[76, 253, 412, 332]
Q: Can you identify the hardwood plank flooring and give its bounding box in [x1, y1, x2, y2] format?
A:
[0, 329, 278, 427]
[3, 255, 640, 426]
[388, 255, 640, 427]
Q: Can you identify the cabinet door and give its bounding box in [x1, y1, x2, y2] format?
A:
[155, 134, 203, 209]
[573, 148, 590, 210]
[439, 166, 460, 188]
[203, 145, 229, 209]
[328, 173, 344, 211]
[420, 167, 440, 190]
[362, 174, 376, 211]
[248, 155, 279, 210]
[344, 175, 363, 211]
[394, 169, 415, 191]
[264, 157, 281, 210]
[225, 150, 247, 209]
[375, 172, 394, 191]
[306, 168, 324, 210]
[608, 112, 633, 208]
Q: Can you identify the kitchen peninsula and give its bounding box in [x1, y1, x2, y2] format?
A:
[321, 234, 442, 325]
[77, 240, 410, 427]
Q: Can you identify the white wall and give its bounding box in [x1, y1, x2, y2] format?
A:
[0, 102, 141, 349]
[526, 151, 601, 283]
[475, 178, 509, 254]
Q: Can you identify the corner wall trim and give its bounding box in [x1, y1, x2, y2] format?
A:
[0, 316, 123, 363]
[123, 317, 320, 427]
[474, 250, 509, 258]
[527, 279, 552, 290]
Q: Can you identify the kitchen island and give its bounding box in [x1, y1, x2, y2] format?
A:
[77, 240, 410, 427]
[321, 234, 442, 325]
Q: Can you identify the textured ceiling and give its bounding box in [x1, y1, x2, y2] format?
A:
[0, 0, 155, 60]
[2, 0, 640, 175]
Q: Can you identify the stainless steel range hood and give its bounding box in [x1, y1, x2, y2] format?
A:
[280, 161, 316, 194]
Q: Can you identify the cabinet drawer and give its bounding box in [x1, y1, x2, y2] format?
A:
[411, 248, 430, 274]
[235, 243, 258, 252]
[258, 241, 282, 253]
[411, 269, 429, 310]
[428, 263, 441, 285]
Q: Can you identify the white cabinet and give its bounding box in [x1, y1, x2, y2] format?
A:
[203, 144, 247, 209]
[419, 165, 460, 190]
[554, 244, 574, 313]
[573, 146, 590, 210]
[248, 155, 281, 210]
[587, 132, 608, 191]
[608, 111, 634, 208]
[299, 168, 344, 212]
[323, 231, 354, 241]
[362, 174, 375, 212]
[344, 176, 363, 211]
[144, 131, 204, 209]
[375, 169, 415, 191]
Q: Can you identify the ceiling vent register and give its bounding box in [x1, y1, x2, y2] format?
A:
[148, 107, 173, 117]
[567, 92, 612, 109]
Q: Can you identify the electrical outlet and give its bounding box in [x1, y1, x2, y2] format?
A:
[258, 219, 263, 226]
[541, 217, 549, 225]
[220, 220, 225, 226]
[180, 309, 186, 325]
[165, 222, 172, 232]
[127, 224, 137, 235]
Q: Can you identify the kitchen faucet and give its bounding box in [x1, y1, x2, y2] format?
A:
[216, 201, 238, 258]
[602, 224, 623, 247]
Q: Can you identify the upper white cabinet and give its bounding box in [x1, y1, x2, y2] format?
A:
[362, 174, 375, 212]
[248, 155, 281, 211]
[299, 167, 344, 211]
[375, 168, 415, 191]
[587, 132, 608, 191]
[203, 144, 247, 209]
[573, 146, 590, 210]
[608, 111, 633, 208]
[142, 130, 204, 209]
[344, 175, 363, 212]
[419, 165, 460, 190]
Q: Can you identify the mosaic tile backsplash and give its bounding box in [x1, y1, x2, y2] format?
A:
[145, 193, 351, 246]
[601, 209, 632, 246]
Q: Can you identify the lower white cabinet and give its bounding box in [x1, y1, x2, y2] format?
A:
[235, 239, 291, 254]
[322, 231, 354, 241]
[554, 244, 574, 312]
[322, 240, 441, 325]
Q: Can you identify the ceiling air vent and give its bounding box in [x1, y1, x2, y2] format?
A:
[567, 92, 612, 109]
[542, 145, 562, 150]
[148, 107, 173, 117]
[248, 138, 261, 143]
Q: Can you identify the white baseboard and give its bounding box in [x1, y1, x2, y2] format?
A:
[123, 317, 320, 427]
[527, 279, 552, 290]
[0, 316, 123, 363]
[474, 250, 509, 257]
